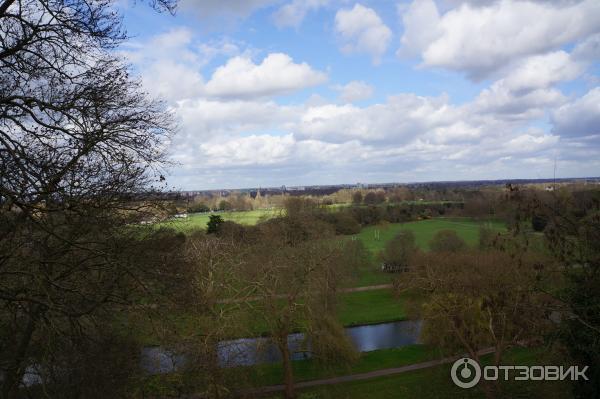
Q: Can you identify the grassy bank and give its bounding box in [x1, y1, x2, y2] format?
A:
[248, 344, 437, 387]
[275, 347, 572, 399]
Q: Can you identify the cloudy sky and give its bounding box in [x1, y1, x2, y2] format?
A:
[120, 0, 600, 190]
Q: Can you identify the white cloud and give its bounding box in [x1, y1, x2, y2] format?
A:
[205, 53, 327, 98]
[572, 33, 600, 62]
[399, 0, 600, 78]
[472, 51, 583, 119]
[273, 0, 331, 28]
[123, 28, 205, 101]
[173, 98, 298, 140]
[500, 51, 583, 93]
[552, 87, 600, 138]
[118, 8, 599, 189]
[200, 134, 296, 166]
[335, 4, 392, 64]
[144, 61, 205, 102]
[334, 81, 374, 103]
[397, 0, 441, 59]
[128, 30, 326, 100]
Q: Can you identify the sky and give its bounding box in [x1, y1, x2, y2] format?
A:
[118, 0, 600, 190]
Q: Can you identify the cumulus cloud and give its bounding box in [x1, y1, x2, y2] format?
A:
[399, 0, 600, 78]
[200, 134, 296, 166]
[334, 81, 374, 103]
[165, 85, 593, 188]
[121, 5, 599, 189]
[471, 51, 584, 119]
[273, 0, 331, 28]
[127, 30, 326, 100]
[204, 53, 328, 98]
[500, 51, 583, 93]
[135, 30, 204, 101]
[552, 87, 600, 138]
[335, 4, 392, 64]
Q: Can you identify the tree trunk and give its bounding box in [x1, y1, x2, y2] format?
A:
[1, 312, 37, 399]
[278, 335, 295, 399]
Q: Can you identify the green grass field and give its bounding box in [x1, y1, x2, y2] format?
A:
[352, 218, 506, 286]
[248, 344, 437, 387]
[274, 347, 572, 399]
[156, 209, 280, 231]
[356, 217, 506, 253]
[235, 288, 409, 337]
[338, 289, 407, 326]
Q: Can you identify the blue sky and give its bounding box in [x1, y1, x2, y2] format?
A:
[118, 0, 600, 190]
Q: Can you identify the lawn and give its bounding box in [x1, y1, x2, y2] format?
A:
[156, 208, 280, 231]
[233, 288, 409, 337]
[338, 289, 407, 326]
[126, 288, 410, 346]
[247, 344, 437, 387]
[352, 218, 507, 286]
[276, 347, 573, 399]
[356, 217, 506, 253]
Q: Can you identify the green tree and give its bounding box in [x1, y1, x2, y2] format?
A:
[206, 214, 224, 234]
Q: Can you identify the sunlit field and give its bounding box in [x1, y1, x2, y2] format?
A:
[352, 218, 506, 286]
[356, 218, 506, 253]
[157, 208, 281, 231]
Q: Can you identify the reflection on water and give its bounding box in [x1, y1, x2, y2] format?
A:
[141, 320, 421, 373]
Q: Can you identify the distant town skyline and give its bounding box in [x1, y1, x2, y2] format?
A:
[120, 0, 600, 190]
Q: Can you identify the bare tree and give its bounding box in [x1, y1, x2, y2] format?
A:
[240, 218, 358, 399]
[0, 0, 176, 396]
[396, 250, 556, 398]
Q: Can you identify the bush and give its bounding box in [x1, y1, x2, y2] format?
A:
[429, 229, 467, 253]
[206, 214, 224, 234]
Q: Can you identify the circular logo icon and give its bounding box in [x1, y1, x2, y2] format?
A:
[451, 357, 481, 388]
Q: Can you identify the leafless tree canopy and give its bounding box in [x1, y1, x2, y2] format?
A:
[0, 0, 176, 396]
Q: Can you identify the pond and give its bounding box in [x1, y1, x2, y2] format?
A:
[141, 320, 421, 373]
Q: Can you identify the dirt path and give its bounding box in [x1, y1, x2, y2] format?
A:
[217, 283, 393, 304]
[239, 347, 495, 396]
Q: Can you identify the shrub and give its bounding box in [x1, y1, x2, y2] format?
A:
[206, 214, 224, 234]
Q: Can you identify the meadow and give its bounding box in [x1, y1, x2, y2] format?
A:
[352, 217, 506, 286]
[157, 208, 280, 231]
[355, 217, 506, 253]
